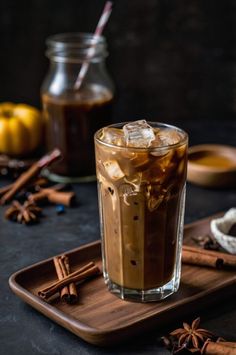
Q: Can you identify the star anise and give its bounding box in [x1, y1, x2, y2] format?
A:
[170, 317, 215, 350]
[5, 200, 42, 224]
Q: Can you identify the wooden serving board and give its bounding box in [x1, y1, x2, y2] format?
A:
[9, 212, 236, 346]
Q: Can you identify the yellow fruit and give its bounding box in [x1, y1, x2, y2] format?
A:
[0, 102, 42, 156]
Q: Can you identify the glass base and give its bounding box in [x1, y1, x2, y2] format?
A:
[42, 169, 96, 183]
[105, 276, 180, 302]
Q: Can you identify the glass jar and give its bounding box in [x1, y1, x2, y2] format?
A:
[41, 33, 114, 182]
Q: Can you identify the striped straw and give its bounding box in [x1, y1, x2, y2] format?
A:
[74, 1, 113, 90]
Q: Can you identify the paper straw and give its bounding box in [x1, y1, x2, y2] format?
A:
[74, 1, 113, 90]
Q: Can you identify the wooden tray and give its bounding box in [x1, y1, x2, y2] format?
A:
[9, 212, 236, 346]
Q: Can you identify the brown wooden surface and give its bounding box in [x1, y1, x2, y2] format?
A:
[9, 212, 236, 346]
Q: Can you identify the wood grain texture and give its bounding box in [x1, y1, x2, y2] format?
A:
[9, 212, 236, 346]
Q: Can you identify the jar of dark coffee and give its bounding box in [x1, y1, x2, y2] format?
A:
[41, 33, 114, 182]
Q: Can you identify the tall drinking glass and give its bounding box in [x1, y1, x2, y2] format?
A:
[95, 121, 188, 302]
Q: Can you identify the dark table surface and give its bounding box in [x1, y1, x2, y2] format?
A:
[1, 120, 236, 355]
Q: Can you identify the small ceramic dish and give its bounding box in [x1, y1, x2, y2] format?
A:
[211, 208, 236, 254]
[187, 144, 236, 188]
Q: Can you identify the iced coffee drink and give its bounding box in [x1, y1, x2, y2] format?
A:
[95, 121, 188, 302]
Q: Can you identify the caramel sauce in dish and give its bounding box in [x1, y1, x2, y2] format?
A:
[191, 154, 236, 169]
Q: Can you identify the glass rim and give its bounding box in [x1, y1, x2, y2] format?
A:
[95, 121, 188, 151]
[46, 32, 107, 63]
[46, 32, 106, 48]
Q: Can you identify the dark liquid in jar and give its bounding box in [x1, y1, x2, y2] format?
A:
[42, 85, 113, 178]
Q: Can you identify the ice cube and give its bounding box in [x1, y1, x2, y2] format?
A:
[129, 152, 151, 170]
[100, 127, 125, 146]
[176, 144, 187, 158]
[154, 129, 181, 147]
[123, 120, 155, 148]
[177, 160, 185, 175]
[150, 149, 169, 157]
[103, 160, 125, 180]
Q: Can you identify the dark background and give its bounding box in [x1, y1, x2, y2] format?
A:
[0, 0, 236, 126]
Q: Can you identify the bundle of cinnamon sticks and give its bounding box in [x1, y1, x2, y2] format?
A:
[1, 149, 77, 225]
[182, 245, 236, 269]
[0, 149, 61, 205]
[38, 256, 100, 303]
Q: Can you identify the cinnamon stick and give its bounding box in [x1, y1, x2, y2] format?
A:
[0, 184, 13, 196]
[217, 342, 236, 348]
[38, 262, 99, 300]
[28, 184, 66, 204]
[61, 255, 78, 303]
[48, 191, 76, 207]
[1, 149, 61, 204]
[202, 341, 236, 354]
[29, 190, 75, 206]
[53, 256, 70, 302]
[0, 177, 48, 198]
[28, 190, 48, 203]
[182, 249, 224, 269]
[183, 245, 236, 269]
